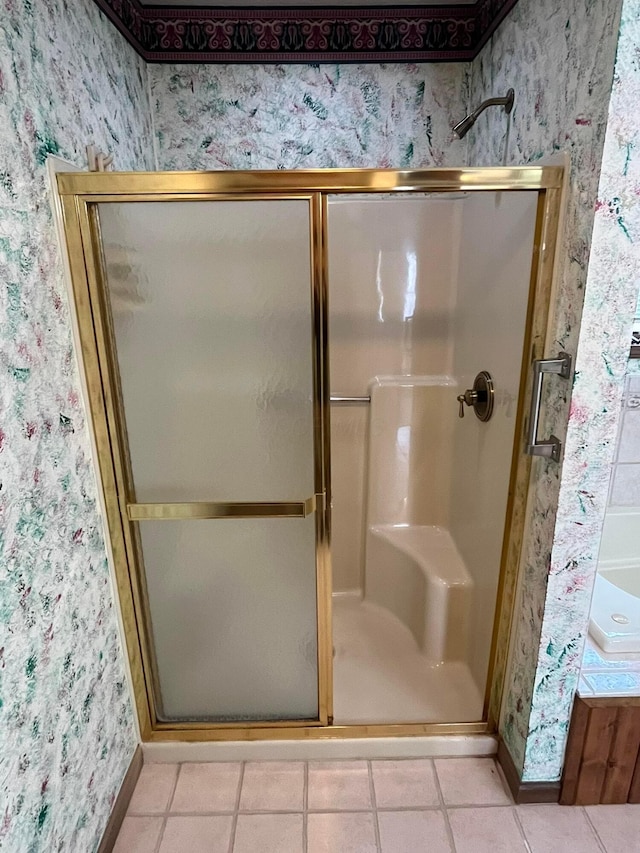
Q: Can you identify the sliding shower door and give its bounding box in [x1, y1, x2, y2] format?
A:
[86, 197, 329, 725]
[58, 166, 563, 740]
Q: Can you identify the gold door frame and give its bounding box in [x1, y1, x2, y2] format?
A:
[57, 166, 563, 742]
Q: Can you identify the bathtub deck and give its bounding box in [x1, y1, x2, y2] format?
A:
[332, 593, 484, 725]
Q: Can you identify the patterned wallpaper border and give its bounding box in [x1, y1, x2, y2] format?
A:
[92, 0, 518, 62]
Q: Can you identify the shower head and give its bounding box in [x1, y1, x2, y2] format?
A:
[452, 113, 478, 140]
[452, 88, 515, 139]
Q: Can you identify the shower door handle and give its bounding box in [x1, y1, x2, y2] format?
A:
[330, 395, 371, 405]
[525, 352, 572, 462]
[127, 494, 322, 520]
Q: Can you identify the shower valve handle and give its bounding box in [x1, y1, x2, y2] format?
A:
[457, 390, 478, 418]
[456, 372, 495, 422]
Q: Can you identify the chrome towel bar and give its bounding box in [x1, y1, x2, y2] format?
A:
[330, 395, 371, 405]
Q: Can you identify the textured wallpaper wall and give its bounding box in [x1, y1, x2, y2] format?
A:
[520, 0, 640, 783]
[149, 63, 469, 170]
[0, 1, 153, 850]
[468, 0, 624, 781]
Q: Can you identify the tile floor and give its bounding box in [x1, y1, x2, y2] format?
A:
[114, 756, 640, 852]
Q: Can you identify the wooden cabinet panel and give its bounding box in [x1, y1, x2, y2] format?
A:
[561, 697, 640, 806]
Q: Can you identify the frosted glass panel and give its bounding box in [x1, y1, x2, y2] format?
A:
[140, 516, 318, 721]
[98, 200, 315, 502]
[97, 199, 320, 723]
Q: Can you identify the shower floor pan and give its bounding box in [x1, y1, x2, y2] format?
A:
[332, 593, 483, 725]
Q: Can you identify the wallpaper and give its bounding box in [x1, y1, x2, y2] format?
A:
[468, 0, 625, 781]
[149, 62, 469, 170]
[0, 1, 153, 850]
[522, 0, 640, 782]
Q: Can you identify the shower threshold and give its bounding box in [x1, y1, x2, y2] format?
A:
[332, 593, 483, 726]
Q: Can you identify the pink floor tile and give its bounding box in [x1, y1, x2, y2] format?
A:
[378, 809, 452, 852]
[239, 761, 304, 811]
[113, 816, 163, 853]
[435, 758, 511, 806]
[128, 764, 178, 814]
[585, 803, 640, 853]
[170, 762, 241, 813]
[372, 759, 439, 808]
[307, 812, 378, 853]
[233, 813, 303, 853]
[159, 815, 233, 853]
[308, 761, 372, 810]
[448, 806, 527, 853]
[517, 804, 601, 852]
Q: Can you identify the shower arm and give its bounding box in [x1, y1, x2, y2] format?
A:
[470, 95, 511, 120]
[452, 88, 515, 139]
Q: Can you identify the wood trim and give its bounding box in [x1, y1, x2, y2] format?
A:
[98, 746, 143, 853]
[602, 707, 640, 804]
[497, 738, 560, 804]
[559, 696, 590, 805]
[574, 706, 617, 804]
[560, 696, 640, 805]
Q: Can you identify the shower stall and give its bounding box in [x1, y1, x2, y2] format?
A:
[57, 166, 565, 742]
[328, 191, 539, 724]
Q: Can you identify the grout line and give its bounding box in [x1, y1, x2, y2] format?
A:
[511, 808, 533, 853]
[154, 763, 181, 853]
[583, 806, 608, 853]
[493, 758, 516, 805]
[361, 804, 443, 814]
[303, 761, 309, 853]
[445, 803, 525, 811]
[375, 804, 454, 813]
[227, 762, 245, 853]
[169, 763, 182, 812]
[132, 802, 538, 817]
[367, 761, 382, 853]
[161, 808, 308, 817]
[431, 759, 457, 852]
[154, 814, 167, 853]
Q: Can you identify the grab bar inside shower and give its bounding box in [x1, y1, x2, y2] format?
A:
[330, 395, 371, 405]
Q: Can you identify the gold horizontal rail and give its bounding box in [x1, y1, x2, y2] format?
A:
[127, 495, 318, 521]
[148, 720, 490, 740]
[56, 166, 563, 197]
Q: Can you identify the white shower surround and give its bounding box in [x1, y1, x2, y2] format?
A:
[364, 378, 473, 671]
[327, 190, 538, 709]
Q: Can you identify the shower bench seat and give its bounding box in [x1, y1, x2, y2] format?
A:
[365, 524, 473, 665]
